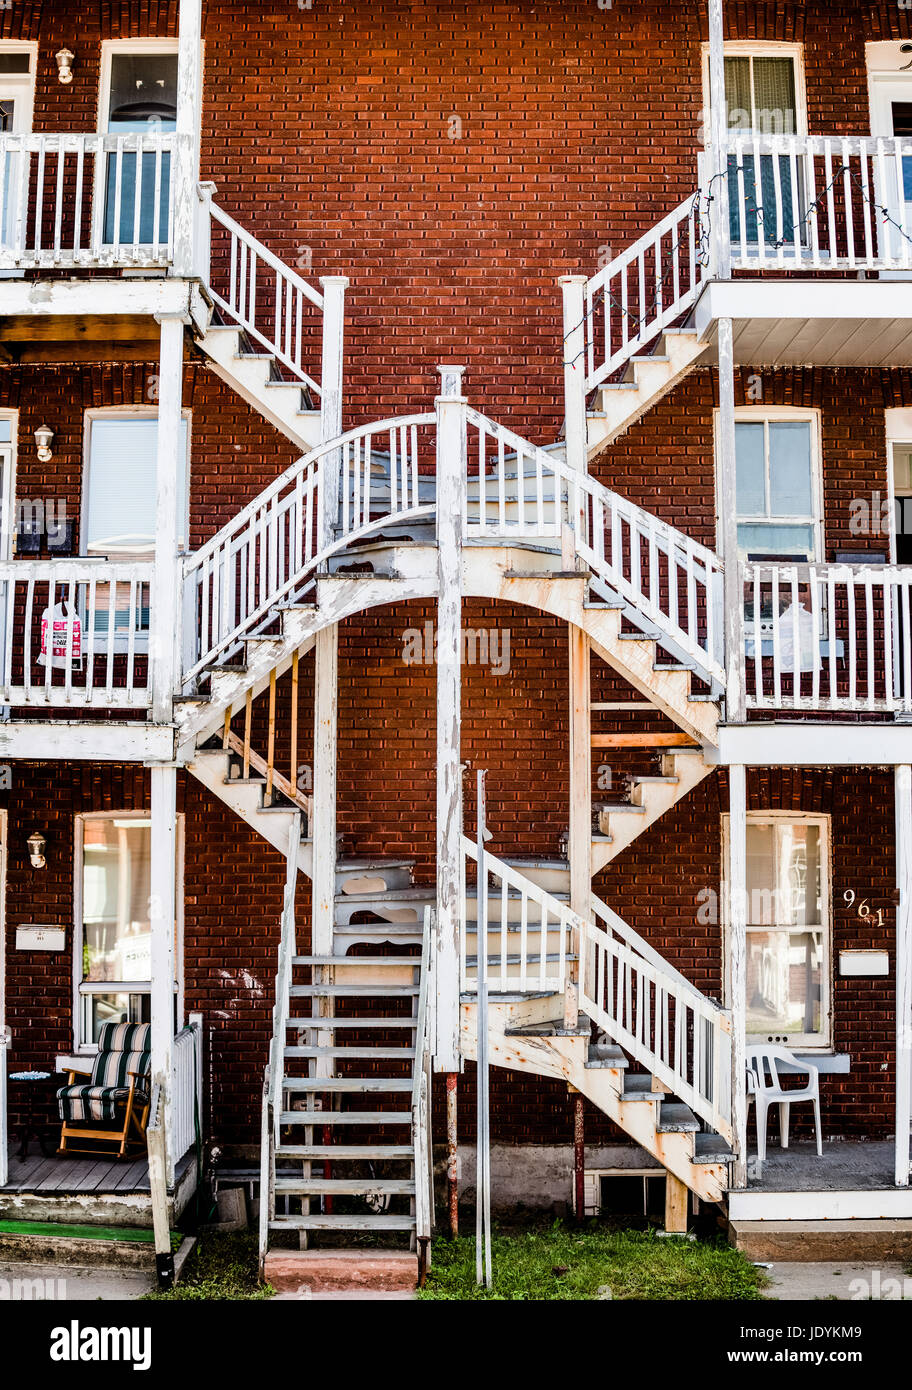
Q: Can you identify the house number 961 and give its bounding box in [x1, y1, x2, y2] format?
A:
[843, 889, 885, 929]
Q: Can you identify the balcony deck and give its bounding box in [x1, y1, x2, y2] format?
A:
[0, 1145, 196, 1227]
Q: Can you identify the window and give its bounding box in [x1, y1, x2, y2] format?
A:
[100, 43, 178, 246]
[729, 411, 821, 561]
[75, 812, 183, 1050]
[704, 44, 807, 248]
[83, 411, 189, 645]
[0, 43, 36, 252]
[724, 813, 831, 1050]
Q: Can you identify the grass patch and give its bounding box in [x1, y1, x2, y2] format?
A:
[418, 1222, 767, 1301]
[143, 1232, 274, 1301]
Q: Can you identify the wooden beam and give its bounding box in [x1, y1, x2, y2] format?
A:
[0, 315, 163, 343]
[896, 764, 912, 1188]
[718, 316, 744, 722]
[591, 732, 699, 749]
[728, 764, 748, 1190]
[664, 1172, 689, 1234]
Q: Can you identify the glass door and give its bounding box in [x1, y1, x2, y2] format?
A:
[870, 79, 912, 266]
[0, 46, 36, 264]
[723, 53, 806, 252]
[0, 811, 8, 1187]
[101, 47, 178, 247]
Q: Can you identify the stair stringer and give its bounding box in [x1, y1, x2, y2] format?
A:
[593, 748, 715, 873]
[462, 547, 719, 746]
[186, 744, 314, 879]
[586, 329, 710, 461]
[197, 323, 323, 452]
[460, 997, 728, 1204]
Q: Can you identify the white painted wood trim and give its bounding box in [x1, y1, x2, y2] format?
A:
[567, 623, 590, 1026]
[150, 766, 178, 1189]
[435, 368, 466, 1073]
[559, 275, 588, 474]
[717, 317, 744, 720]
[150, 317, 186, 723]
[728, 1188, 912, 1221]
[311, 624, 337, 958]
[896, 764, 912, 1188]
[0, 809, 8, 1190]
[0, 722, 174, 761]
[728, 764, 748, 1188]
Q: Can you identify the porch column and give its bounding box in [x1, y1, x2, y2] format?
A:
[567, 624, 591, 1026]
[311, 625, 338, 958]
[707, 0, 731, 280]
[150, 764, 178, 1189]
[174, 0, 203, 278]
[435, 365, 466, 1073]
[896, 764, 912, 1187]
[728, 764, 748, 1189]
[717, 317, 744, 722]
[151, 313, 186, 724]
[559, 275, 589, 475]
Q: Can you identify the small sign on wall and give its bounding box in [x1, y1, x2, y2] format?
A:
[839, 949, 889, 977]
[0, 765, 10, 789]
[15, 925, 66, 952]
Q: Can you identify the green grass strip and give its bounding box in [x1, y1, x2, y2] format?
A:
[0, 1219, 179, 1248]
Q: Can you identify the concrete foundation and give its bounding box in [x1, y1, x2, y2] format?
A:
[730, 1219, 912, 1262]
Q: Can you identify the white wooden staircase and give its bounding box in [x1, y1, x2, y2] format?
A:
[586, 327, 709, 458]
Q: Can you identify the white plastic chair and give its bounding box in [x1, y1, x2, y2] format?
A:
[745, 1045, 822, 1172]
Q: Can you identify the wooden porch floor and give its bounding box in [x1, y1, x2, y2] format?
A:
[1, 1145, 194, 1196]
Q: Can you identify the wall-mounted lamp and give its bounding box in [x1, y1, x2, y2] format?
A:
[34, 425, 54, 463]
[26, 831, 46, 869]
[55, 48, 75, 85]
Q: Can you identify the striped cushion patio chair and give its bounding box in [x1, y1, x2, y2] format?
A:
[56, 1021, 152, 1158]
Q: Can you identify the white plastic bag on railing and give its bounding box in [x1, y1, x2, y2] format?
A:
[776, 602, 820, 674]
[38, 602, 82, 670]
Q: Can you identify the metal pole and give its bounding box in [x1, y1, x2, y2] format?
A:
[475, 769, 492, 1288]
[446, 1072, 459, 1236]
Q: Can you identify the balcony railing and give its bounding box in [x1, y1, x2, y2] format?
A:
[0, 560, 152, 709]
[722, 134, 912, 273]
[743, 562, 912, 714]
[0, 131, 188, 271]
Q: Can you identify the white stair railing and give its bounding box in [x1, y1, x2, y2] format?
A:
[205, 199, 326, 394]
[465, 409, 724, 685]
[182, 413, 435, 684]
[258, 815, 300, 1271]
[582, 895, 733, 1142]
[724, 134, 912, 273]
[461, 837, 577, 995]
[743, 561, 912, 714]
[581, 193, 707, 390]
[0, 131, 181, 270]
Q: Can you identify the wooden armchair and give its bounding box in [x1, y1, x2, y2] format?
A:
[56, 1021, 152, 1158]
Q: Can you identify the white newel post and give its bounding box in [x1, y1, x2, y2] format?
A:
[194, 180, 216, 286]
[895, 765, 912, 1187]
[151, 314, 186, 724]
[728, 763, 748, 1189]
[174, 0, 203, 277]
[150, 764, 178, 1189]
[567, 624, 591, 1026]
[717, 316, 744, 722]
[707, 0, 732, 281]
[318, 275, 349, 553]
[311, 625, 338, 958]
[435, 364, 467, 1073]
[559, 275, 589, 475]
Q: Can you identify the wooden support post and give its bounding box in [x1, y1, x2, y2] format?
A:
[707, 0, 732, 281]
[318, 275, 349, 553]
[434, 365, 466, 1074]
[174, 0, 203, 278]
[266, 667, 277, 803]
[290, 649, 299, 793]
[895, 764, 912, 1187]
[150, 314, 186, 724]
[717, 316, 744, 722]
[567, 624, 590, 1027]
[664, 1172, 689, 1235]
[311, 624, 338, 959]
[728, 763, 748, 1189]
[559, 275, 589, 475]
[571, 1088, 585, 1221]
[150, 764, 177, 1189]
[446, 1071, 459, 1236]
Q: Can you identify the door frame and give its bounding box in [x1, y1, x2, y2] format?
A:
[0, 41, 37, 278]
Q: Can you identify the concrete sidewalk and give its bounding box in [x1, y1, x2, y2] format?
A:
[0, 1260, 154, 1300]
[763, 1260, 912, 1300]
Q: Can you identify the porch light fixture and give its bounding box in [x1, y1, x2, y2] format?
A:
[26, 832, 46, 869]
[34, 425, 54, 463]
[55, 48, 75, 85]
